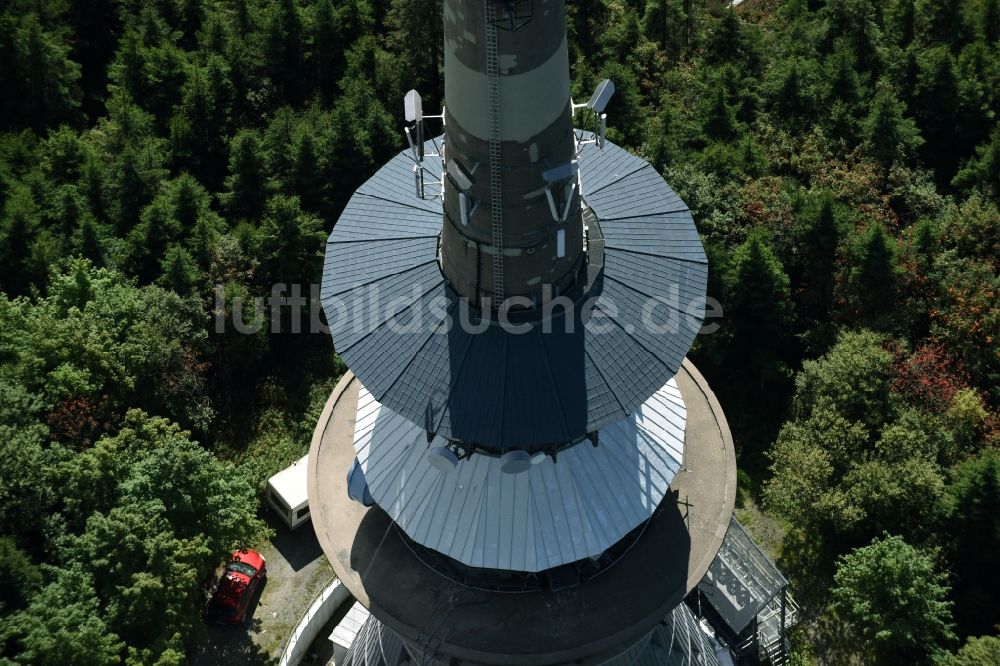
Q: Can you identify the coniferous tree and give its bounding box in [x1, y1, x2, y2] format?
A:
[73, 216, 104, 265]
[796, 197, 840, 334]
[264, 0, 305, 105]
[54, 185, 85, 245]
[9, 14, 83, 132]
[915, 0, 970, 48]
[702, 86, 739, 141]
[126, 199, 180, 283]
[984, 0, 1000, 43]
[886, 0, 916, 47]
[863, 82, 923, 173]
[704, 9, 744, 66]
[0, 204, 34, 296]
[914, 48, 963, 177]
[257, 194, 325, 288]
[158, 244, 200, 295]
[386, 0, 444, 104]
[826, 42, 861, 105]
[724, 231, 794, 385]
[222, 129, 267, 222]
[188, 216, 218, 270]
[643, 0, 686, 61]
[263, 107, 297, 193]
[292, 132, 325, 215]
[952, 126, 1000, 202]
[943, 449, 1000, 636]
[846, 224, 900, 331]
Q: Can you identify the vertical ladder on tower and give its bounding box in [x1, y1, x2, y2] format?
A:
[485, 1, 504, 306]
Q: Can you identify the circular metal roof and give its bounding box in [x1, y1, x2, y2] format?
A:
[321, 137, 707, 449]
[352, 376, 687, 573]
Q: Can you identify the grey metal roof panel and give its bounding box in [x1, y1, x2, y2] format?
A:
[329, 194, 441, 242]
[595, 279, 700, 374]
[603, 249, 709, 307]
[323, 138, 707, 448]
[586, 165, 688, 219]
[322, 237, 438, 297]
[355, 153, 442, 214]
[354, 378, 686, 572]
[324, 261, 443, 352]
[583, 319, 668, 416]
[602, 213, 708, 262]
[577, 138, 649, 195]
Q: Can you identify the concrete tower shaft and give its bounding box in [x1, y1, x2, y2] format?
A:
[440, 0, 584, 305]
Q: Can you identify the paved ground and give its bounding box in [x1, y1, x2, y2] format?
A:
[189, 512, 334, 665]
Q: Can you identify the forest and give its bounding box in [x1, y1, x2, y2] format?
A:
[0, 0, 997, 664]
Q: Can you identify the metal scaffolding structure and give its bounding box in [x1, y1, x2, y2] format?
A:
[689, 517, 798, 665]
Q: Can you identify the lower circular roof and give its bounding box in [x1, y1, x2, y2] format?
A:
[321, 136, 707, 449]
[352, 376, 687, 573]
[307, 362, 737, 665]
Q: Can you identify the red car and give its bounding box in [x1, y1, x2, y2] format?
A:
[207, 549, 266, 624]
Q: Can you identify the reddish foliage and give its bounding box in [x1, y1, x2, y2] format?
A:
[46, 394, 111, 447]
[891, 342, 969, 413]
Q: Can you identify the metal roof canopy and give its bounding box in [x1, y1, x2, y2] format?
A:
[321, 137, 708, 449]
[329, 600, 371, 651]
[351, 377, 687, 573]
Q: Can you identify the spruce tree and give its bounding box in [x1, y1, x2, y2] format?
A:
[943, 450, 1000, 636]
[222, 130, 267, 222]
[725, 231, 794, 384]
[798, 196, 840, 324]
[264, 0, 305, 104]
[0, 206, 33, 296]
[74, 216, 104, 266]
[158, 244, 200, 295]
[863, 82, 923, 173]
[292, 133, 325, 214]
[847, 224, 900, 331]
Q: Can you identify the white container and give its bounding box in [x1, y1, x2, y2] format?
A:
[266, 455, 311, 530]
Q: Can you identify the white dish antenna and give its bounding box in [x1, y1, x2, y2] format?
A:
[500, 450, 532, 475]
[426, 446, 459, 472]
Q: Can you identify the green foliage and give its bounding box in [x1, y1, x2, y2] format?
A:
[0, 261, 213, 434]
[1, 568, 124, 666]
[222, 129, 267, 222]
[723, 231, 794, 383]
[941, 450, 1000, 636]
[794, 330, 894, 427]
[0, 12, 82, 131]
[863, 82, 924, 172]
[953, 125, 1000, 202]
[938, 635, 1000, 666]
[0, 0, 998, 661]
[832, 534, 955, 662]
[844, 223, 901, 331]
[0, 537, 42, 615]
